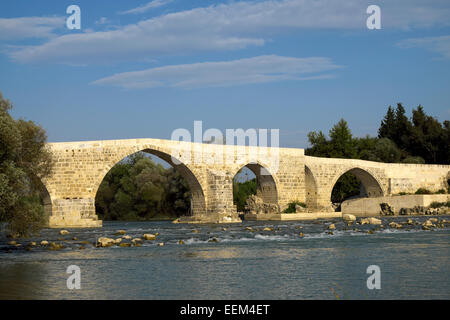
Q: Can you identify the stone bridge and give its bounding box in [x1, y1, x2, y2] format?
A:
[39, 138, 450, 227]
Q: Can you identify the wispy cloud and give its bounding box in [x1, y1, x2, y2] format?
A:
[119, 0, 173, 15]
[398, 35, 450, 59]
[6, 0, 450, 64]
[91, 55, 342, 89]
[95, 17, 109, 25]
[0, 16, 64, 40]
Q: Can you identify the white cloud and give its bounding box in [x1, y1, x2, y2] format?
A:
[119, 0, 173, 15]
[0, 16, 64, 40]
[95, 17, 109, 25]
[91, 55, 341, 89]
[398, 35, 450, 59]
[6, 0, 450, 64]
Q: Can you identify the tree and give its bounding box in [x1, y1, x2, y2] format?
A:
[409, 105, 447, 164]
[377, 103, 448, 164]
[373, 138, 402, 163]
[306, 131, 330, 157]
[95, 152, 191, 221]
[328, 119, 357, 158]
[306, 119, 357, 159]
[378, 106, 396, 138]
[393, 103, 413, 151]
[0, 92, 53, 237]
[233, 178, 257, 212]
[331, 172, 361, 203]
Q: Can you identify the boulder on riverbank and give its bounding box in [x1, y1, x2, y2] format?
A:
[245, 195, 280, 214]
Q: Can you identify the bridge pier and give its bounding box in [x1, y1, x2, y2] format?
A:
[48, 198, 102, 228]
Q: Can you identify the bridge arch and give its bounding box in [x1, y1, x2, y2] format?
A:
[94, 146, 207, 216]
[446, 171, 450, 190]
[305, 165, 318, 209]
[329, 167, 384, 204]
[33, 176, 53, 221]
[39, 181, 52, 219]
[232, 162, 279, 207]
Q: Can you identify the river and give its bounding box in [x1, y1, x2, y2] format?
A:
[0, 215, 449, 299]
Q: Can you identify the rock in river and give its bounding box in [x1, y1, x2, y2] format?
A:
[368, 217, 382, 225]
[342, 214, 356, 222]
[143, 234, 156, 240]
[97, 237, 115, 247]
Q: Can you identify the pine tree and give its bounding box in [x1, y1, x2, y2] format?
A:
[393, 103, 412, 151]
[328, 119, 357, 158]
[378, 105, 396, 139]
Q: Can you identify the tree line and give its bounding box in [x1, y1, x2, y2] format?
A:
[306, 104, 449, 202]
[307, 103, 449, 164]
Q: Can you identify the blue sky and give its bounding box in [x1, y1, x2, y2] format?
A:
[1, 0, 449, 148]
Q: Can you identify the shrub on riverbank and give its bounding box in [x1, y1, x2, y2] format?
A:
[415, 188, 432, 195]
[283, 201, 307, 213]
[0, 92, 53, 237]
[430, 201, 450, 208]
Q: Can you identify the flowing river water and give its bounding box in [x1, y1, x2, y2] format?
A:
[0, 216, 449, 299]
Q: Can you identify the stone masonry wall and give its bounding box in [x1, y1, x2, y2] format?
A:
[40, 138, 449, 227]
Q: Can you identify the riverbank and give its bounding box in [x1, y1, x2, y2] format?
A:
[341, 194, 450, 216]
[244, 212, 342, 221]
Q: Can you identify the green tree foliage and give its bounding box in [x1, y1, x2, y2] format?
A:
[379, 104, 449, 164]
[233, 178, 257, 212]
[306, 104, 449, 201]
[378, 106, 396, 138]
[306, 119, 356, 158]
[328, 119, 357, 158]
[95, 152, 191, 220]
[308, 104, 449, 164]
[0, 92, 53, 237]
[357, 137, 402, 163]
[331, 172, 361, 203]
